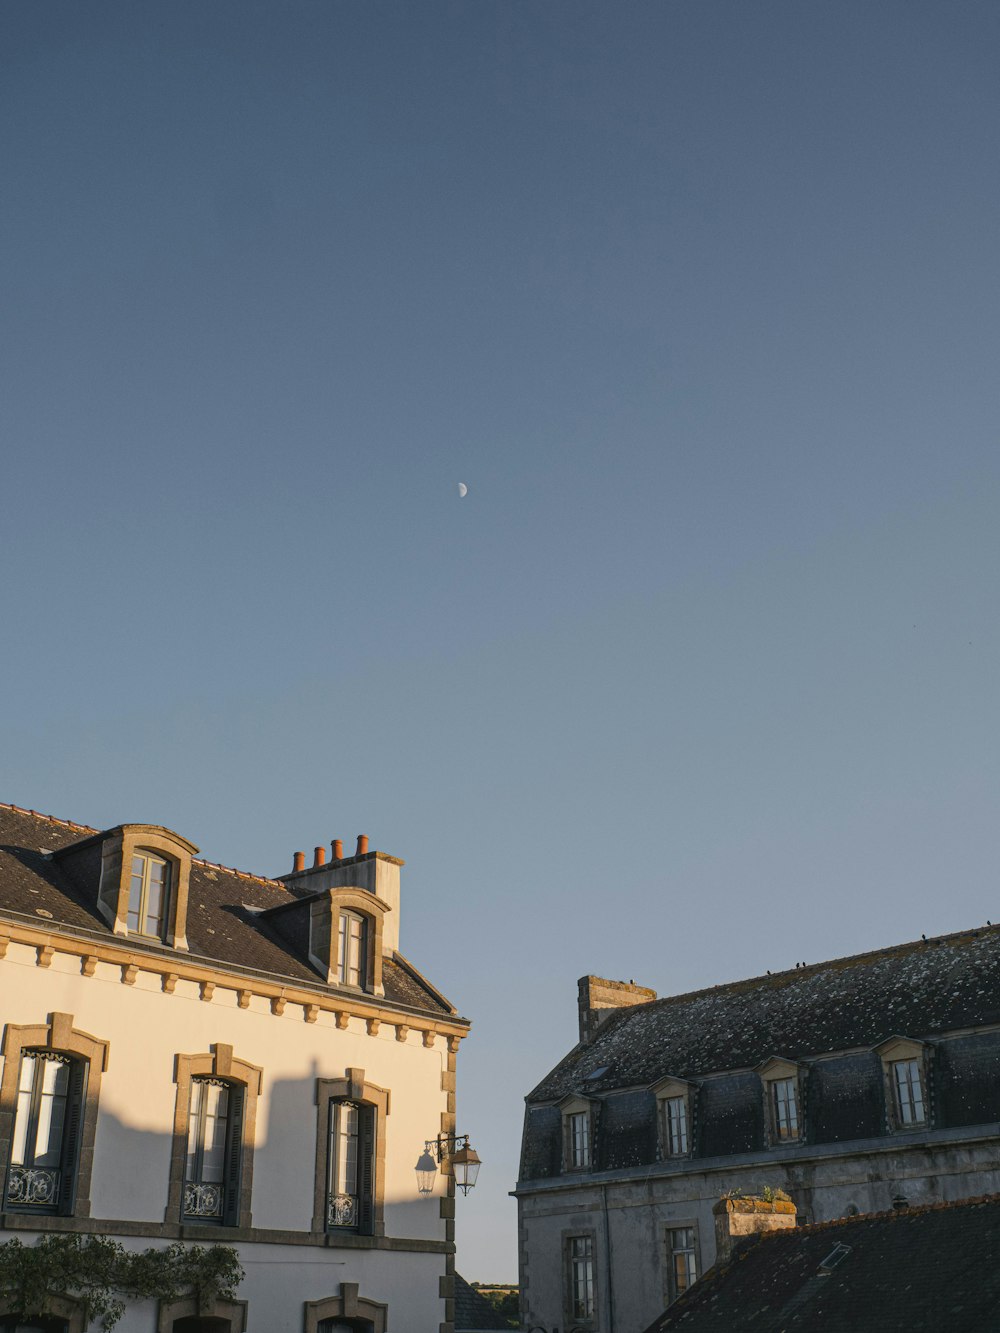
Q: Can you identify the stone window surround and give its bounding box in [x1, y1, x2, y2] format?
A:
[304, 1284, 388, 1333]
[561, 1225, 599, 1330]
[649, 1075, 697, 1161]
[156, 1294, 248, 1333]
[875, 1035, 931, 1132]
[0, 1012, 109, 1220]
[558, 1094, 595, 1172]
[96, 825, 197, 951]
[0, 1292, 87, 1332]
[312, 1068, 390, 1237]
[756, 1055, 806, 1148]
[165, 1044, 262, 1230]
[663, 1218, 701, 1306]
[307, 888, 391, 997]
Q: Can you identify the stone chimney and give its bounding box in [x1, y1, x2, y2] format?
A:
[577, 975, 656, 1044]
[713, 1194, 798, 1266]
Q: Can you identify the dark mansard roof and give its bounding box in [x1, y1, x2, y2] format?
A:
[0, 803, 457, 1019]
[528, 925, 1000, 1104]
[646, 1195, 1000, 1332]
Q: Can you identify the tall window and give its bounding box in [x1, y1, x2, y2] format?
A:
[6, 1051, 85, 1214]
[337, 910, 367, 988]
[568, 1110, 591, 1168]
[891, 1059, 926, 1126]
[663, 1096, 689, 1157]
[770, 1078, 799, 1141]
[128, 851, 170, 939]
[567, 1235, 595, 1322]
[667, 1227, 698, 1301]
[326, 1098, 375, 1232]
[184, 1077, 244, 1225]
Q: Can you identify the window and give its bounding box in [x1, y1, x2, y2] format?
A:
[183, 1077, 244, 1225]
[663, 1096, 689, 1157]
[770, 1078, 799, 1141]
[568, 1111, 590, 1168]
[566, 1235, 595, 1322]
[327, 1099, 376, 1233]
[0, 1014, 108, 1221]
[86, 824, 194, 948]
[757, 1057, 804, 1146]
[666, 1227, 698, 1302]
[875, 1037, 930, 1133]
[5, 1051, 85, 1214]
[313, 1071, 389, 1238]
[128, 851, 171, 939]
[891, 1058, 926, 1126]
[337, 910, 367, 988]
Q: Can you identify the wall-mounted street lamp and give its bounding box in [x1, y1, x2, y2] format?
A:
[415, 1132, 482, 1196]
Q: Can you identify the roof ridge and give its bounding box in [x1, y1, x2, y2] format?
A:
[782, 1190, 1000, 1237]
[1, 802, 286, 891]
[640, 923, 1000, 1014]
[0, 802, 99, 834]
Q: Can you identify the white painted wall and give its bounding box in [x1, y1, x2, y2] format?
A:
[0, 938, 455, 1330]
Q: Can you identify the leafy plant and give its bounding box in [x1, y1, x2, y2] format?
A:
[0, 1235, 242, 1331]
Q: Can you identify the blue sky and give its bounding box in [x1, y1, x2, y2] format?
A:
[2, 1, 999, 1279]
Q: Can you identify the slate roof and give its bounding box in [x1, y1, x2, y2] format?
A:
[645, 1195, 1000, 1332]
[529, 925, 1000, 1102]
[0, 803, 458, 1019]
[453, 1275, 516, 1330]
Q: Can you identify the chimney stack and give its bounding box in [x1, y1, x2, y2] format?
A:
[713, 1194, 797, 1266]
[578, 975, 657, 1044]
[356, 834, 369, 856]
[313, 846, 326, 868]
[331, 839, 343, 861]
[292, 851, 305, 873]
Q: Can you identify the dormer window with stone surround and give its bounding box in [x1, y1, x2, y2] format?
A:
[875, 1037, 930, 1131]
[650, 1076, 696, 1160]
[59, 823, 196, 949]
[757, 1056, 806, 1146]
[308, 889, 388, 995]
[558, 1095, 594, 1171]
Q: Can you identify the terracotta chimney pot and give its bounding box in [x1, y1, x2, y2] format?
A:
[313, 846, 326, 868]
[293, 851, 305, 873]
[356, 834, 369, 856]
[331, 839, 343, 861]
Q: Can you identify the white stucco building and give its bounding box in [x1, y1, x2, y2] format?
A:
[0, 803, 471, 1333]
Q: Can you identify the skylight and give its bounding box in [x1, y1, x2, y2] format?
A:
[818, 1242, 852, 1274]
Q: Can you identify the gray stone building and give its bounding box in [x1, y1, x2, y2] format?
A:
[515, 927, 1000, 1333]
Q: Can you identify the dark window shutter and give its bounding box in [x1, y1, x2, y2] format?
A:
[222, 1083, 245, 1226]
[358, 1103, 376, 1234]
[58, 1060, 87, 1214]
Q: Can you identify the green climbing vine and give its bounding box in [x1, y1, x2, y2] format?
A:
[0, 1234, 243, 1331]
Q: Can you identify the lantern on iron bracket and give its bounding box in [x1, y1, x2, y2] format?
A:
[414, 1132, 482, 1196]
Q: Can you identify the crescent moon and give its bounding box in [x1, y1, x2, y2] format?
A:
[458, 483, 468, 497]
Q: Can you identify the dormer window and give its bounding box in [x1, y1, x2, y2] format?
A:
[650, 1076, 696, 1161]
[558, 1095, 595, 1172]
[128, 851, 171, 940]
[756, 1056, 806, 1147]
[74, 822, 195, 950]
[875, 1037, 930, 1132]
[337, 910, 368, 989]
